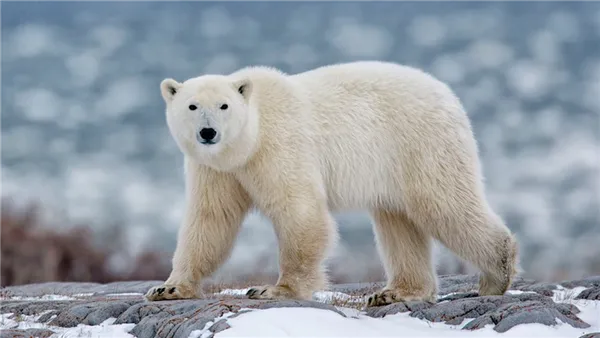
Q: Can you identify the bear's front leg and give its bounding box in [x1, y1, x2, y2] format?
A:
[244, 183, 337, 301]
[246, 205, 336, 300]
[145, 159, 252, 301]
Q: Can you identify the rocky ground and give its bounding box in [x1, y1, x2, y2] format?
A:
[1, 274, 599, 338]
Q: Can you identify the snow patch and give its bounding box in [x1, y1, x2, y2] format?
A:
[189, 311, 238, 338]
[2, 294, 76, 301]
[1, 314, 135, 338]
[312, 291, 363, 304]
[217, 288, 251, 296]
[104, 292, 144, 297]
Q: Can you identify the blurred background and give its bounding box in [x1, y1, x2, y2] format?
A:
[1, 1, 599, 288]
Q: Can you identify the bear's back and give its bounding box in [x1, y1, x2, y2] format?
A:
[287, 61, 475, 211]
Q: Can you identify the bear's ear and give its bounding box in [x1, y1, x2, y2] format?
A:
[233, 78, 252, 101]
[160, 78, 182, 103]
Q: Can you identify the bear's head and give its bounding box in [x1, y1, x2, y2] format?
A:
[160, 74, 258, 170]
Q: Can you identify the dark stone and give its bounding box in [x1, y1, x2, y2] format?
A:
[437, 292, 479, 302]
[114, 302, 164, 324]
[410, 297, 501, 323]
[36, 310, 60, 323]
[47, 301, 130, 327]
[129, 312, 172, 338]
[436, 274, 479, 295]
[0, 275, 597, 336]
[0, 280, 163, 298]
[0, 301, 72, 316]
[576, 287, 600, 300]
[515, 282, 557, 297]
[82, 301, 130, 325]
[0, 328, 55, 338]
[462, 300, 590, 332]
[253, 299, 347, 317]
[1, 282, 101, 297]
[210, 318, 231, 333]
[579, 333, 600, 338]
[556, 303, 581, 315]
[47, 303, 96, 327]
[365, 301, 433, 318]
[328, 282, 385, 297]
[561, 276, 600, 289]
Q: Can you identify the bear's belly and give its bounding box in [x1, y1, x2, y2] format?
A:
[318, 147, 405, 212]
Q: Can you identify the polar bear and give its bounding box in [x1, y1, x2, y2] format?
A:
[145, 60, 518, 306]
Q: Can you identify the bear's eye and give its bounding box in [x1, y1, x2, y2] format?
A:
[189, 104, 197, 111]
[220, 104, 228, 110]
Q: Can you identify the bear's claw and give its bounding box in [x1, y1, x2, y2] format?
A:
[145, 284, 196, 301]
[246, 284, 298, 300]
[246, 288, 268, 298]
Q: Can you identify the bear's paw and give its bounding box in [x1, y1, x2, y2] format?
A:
[246, 284, 301, 300]
[366, 288, 436, 307]
[144, 283, 198, 301]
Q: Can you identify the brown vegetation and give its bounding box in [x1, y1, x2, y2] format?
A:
[1, 198, 171, 287]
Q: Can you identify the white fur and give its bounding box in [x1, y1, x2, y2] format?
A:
[145, 61, 518, 305]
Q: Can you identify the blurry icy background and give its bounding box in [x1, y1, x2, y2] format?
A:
[2, 2, 599, 283]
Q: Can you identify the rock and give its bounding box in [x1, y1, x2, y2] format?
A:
[0, 281, 162, 297]
[118, 298, 346, 338]
[82, 302, 131, 325]
[410, 296, 508, 323]
[513, 282, 557, 297]
[130, 300, 237, 338]
[561, 276, 600, 289]
[365, 301, 433, 318]
[113, 302, 164, 324]
[579, 333, 600, 338]
[0, 301, 72, 316]
[399, 293, 589, 332]
[437, 291, 479, 302]
[253, 299, 347, 317]
[436, 274, 479, 295]
[48, 300, 135, 327]
[463, 300, 590, 332]
[36, 310, 60, 323]
[1, 282, 101, 297]
[1, 275, 598, 336]
[209, 318, 231, 334]
[129, 312, 172, 338]
[328, 282, 385, 297]
[576, 287, 600, 300]
[0, 328, 55, 338]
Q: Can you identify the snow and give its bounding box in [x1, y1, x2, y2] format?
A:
[213, 288, 600, 338]
[0, 314, 135, 338]
[1, 294, 76, 301]
[0, 288, 598, 337]
[207, 288, 600, 337]
[104, 292, 145, 297]
[73, 292, 95, 297]
[188, 311, 239, 338]
[312, 291, 362, 304]
[217, 288, 252, 296]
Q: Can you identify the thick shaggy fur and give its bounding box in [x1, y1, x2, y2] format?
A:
[145, 61, 518, 306]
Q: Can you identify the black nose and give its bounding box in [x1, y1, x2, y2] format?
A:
[199, 128, 217, 141]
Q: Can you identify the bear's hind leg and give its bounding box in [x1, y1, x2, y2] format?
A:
[410, 199, 518, 297]
[366, 209, 437, 307]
